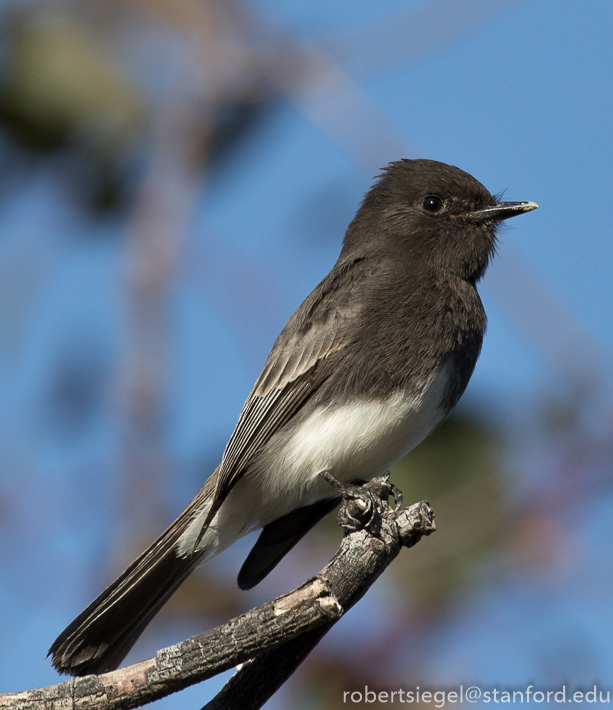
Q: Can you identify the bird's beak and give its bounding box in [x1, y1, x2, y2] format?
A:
[455, 201, 539, 222]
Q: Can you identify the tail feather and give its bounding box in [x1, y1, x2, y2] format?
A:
[237, 497, 340, 590]
[49, 481, 214, 677]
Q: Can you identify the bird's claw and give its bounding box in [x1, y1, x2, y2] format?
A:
[319, 471, 380, 533]
[380, 471, 403, 508]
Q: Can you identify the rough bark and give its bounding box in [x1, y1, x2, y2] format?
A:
[0, 478, 435, 710]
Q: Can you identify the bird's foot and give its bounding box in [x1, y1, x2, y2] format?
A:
[319, 471, 381, 533]
[367, 470, 403, 509]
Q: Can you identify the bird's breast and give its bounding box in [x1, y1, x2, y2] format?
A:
[248, 361, 454, 514]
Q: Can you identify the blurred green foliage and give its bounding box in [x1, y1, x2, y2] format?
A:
[0, 12, 145, 212]
[0, 15, 143, 153]
[390, 414, 505, 612]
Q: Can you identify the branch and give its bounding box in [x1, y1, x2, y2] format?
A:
[0, 481, 435, 710]
[202, 490, 435, 710]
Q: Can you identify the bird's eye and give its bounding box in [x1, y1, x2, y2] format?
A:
[423, 195, 443, 213]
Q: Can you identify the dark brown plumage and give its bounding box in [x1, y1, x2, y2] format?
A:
[49, 159, 536, 676]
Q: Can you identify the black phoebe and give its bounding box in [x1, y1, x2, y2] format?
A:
[49, 159, 537, 676]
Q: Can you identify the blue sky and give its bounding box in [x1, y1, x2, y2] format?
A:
[191, 0, 613, 416]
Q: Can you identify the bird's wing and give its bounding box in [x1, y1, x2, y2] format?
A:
[192, 257, 366, 544]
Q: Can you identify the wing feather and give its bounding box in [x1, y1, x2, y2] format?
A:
[192, 257, 367, 545]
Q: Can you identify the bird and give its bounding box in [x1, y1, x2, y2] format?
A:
[49, 158, 537, 676]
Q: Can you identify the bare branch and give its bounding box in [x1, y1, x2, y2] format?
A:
[0, 581, 339, 709]
[202, 495, 435, 710]
[0, 482, 435, 710]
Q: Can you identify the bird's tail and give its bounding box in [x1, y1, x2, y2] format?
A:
[48, 481, 214, 677]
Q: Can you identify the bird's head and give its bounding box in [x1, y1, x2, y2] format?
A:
[343, 159, 537, 282]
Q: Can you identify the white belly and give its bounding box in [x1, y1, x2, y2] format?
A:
[251, 362, 451, 506]
[178, 363, 451, 556]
